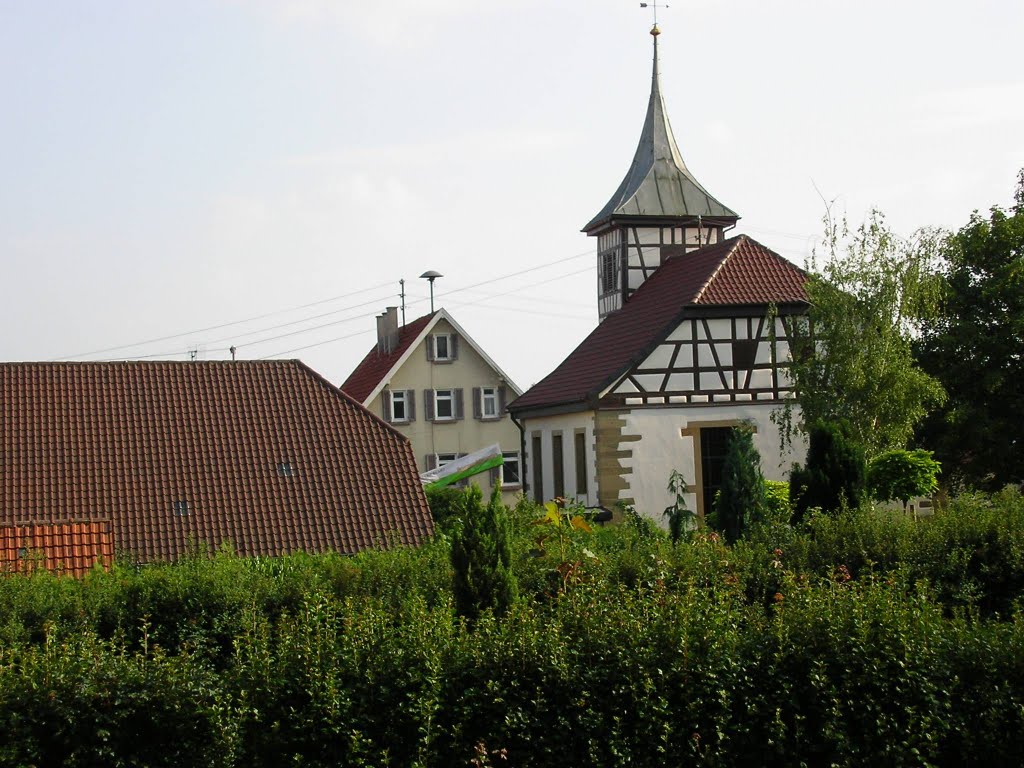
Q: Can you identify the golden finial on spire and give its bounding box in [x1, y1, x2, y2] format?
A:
[640, 1, 668, 34]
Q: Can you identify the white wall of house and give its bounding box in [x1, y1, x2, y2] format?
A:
[521, 411, 597, 507]
[620, 402, 806, 525]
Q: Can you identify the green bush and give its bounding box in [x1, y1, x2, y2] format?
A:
[0, 491, 1022, 764]
[713, 424, 767, 542]
[868, 448, 941, 506]
[425, 484, 471, 532]
[451, 485, 518, 622]
[791, 420, 867, 521]
[762, 479, 792, 525]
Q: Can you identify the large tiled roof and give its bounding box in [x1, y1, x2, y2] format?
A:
[509, 235, 807, 413]
[0, 360, 433, 562]
[340, 312, 436, 403]
[1, 520, 114, 577]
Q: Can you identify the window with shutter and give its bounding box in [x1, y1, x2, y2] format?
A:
[429, 333, 453, 362]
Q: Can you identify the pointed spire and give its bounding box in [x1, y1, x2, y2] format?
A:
[583, 26, 738, 233]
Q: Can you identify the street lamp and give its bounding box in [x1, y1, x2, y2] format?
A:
[420, 270, 443, 312]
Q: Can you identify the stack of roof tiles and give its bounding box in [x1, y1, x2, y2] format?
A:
[509, 235, 808, 413]
[0, 360, 433, 566]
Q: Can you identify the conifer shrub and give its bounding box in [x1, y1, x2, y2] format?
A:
[425, 484, 474, 534]
[450, 484, 518, 622]
[713, 424, 767, 542]
[790, 420, 867, 522]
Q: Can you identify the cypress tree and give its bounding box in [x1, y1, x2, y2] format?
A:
[450, 484, 518, 623]
[714, 425, 767, 543]
[790, 420, 867, 522]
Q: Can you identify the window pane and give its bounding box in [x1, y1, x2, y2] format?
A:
[392, 391, 406, 420]
[502, 452, 521, 485]
[482, 387, 497, 417]
[436, 390, 453, 419]
[435, 335, 449, 359]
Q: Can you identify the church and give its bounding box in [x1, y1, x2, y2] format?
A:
[507, 23, 809, 522]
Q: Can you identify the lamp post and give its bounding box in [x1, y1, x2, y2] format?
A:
[419, 270, 443, 313]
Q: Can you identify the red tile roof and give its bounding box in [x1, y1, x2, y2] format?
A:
[509, 235, 807, 413]
[0, 361, 433, 562]
[1, 520, 114, 577]
[340, 312, 436, 403]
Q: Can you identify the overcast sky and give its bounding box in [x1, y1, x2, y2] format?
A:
[2, 0, 1022, 390]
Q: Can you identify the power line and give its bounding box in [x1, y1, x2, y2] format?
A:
[55, 280, 395, 360]
[258, 265, 596, 360]
[203, 290, 399, 348]
[71, 247, 597, 363]
[260, 328, 376, 360]
[435, 248, 592, 299]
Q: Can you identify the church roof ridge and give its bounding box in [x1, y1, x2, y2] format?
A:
[582, 27, 738, 233]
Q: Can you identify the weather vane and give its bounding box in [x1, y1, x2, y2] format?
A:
[639, 1, 669, 29]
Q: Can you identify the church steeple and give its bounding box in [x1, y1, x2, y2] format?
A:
[587, 25, 739, 321]
[585, 25, 737, 232]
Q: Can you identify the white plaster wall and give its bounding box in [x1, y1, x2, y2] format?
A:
[619, 403, 807, 526]
[521, 411, 597, 506]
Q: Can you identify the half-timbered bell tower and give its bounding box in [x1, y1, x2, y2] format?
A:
[584, 24, 739, 321]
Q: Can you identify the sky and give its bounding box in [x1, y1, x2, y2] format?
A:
[2, 0, 1022, 391]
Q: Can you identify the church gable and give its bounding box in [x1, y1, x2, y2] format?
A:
[607, 312, 802, 407]
[508, 235, 808, 418]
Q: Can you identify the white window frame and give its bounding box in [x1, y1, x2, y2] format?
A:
[434, 389, 455, 420]
[481, 386, 499, 419]
[390, 390, 408, 422]
[501, 451, 522, 487]
[436, 452, 458, 468]
[432, 333, 452, 361]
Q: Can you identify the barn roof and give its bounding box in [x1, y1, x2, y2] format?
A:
[0, 360, 433, 562]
